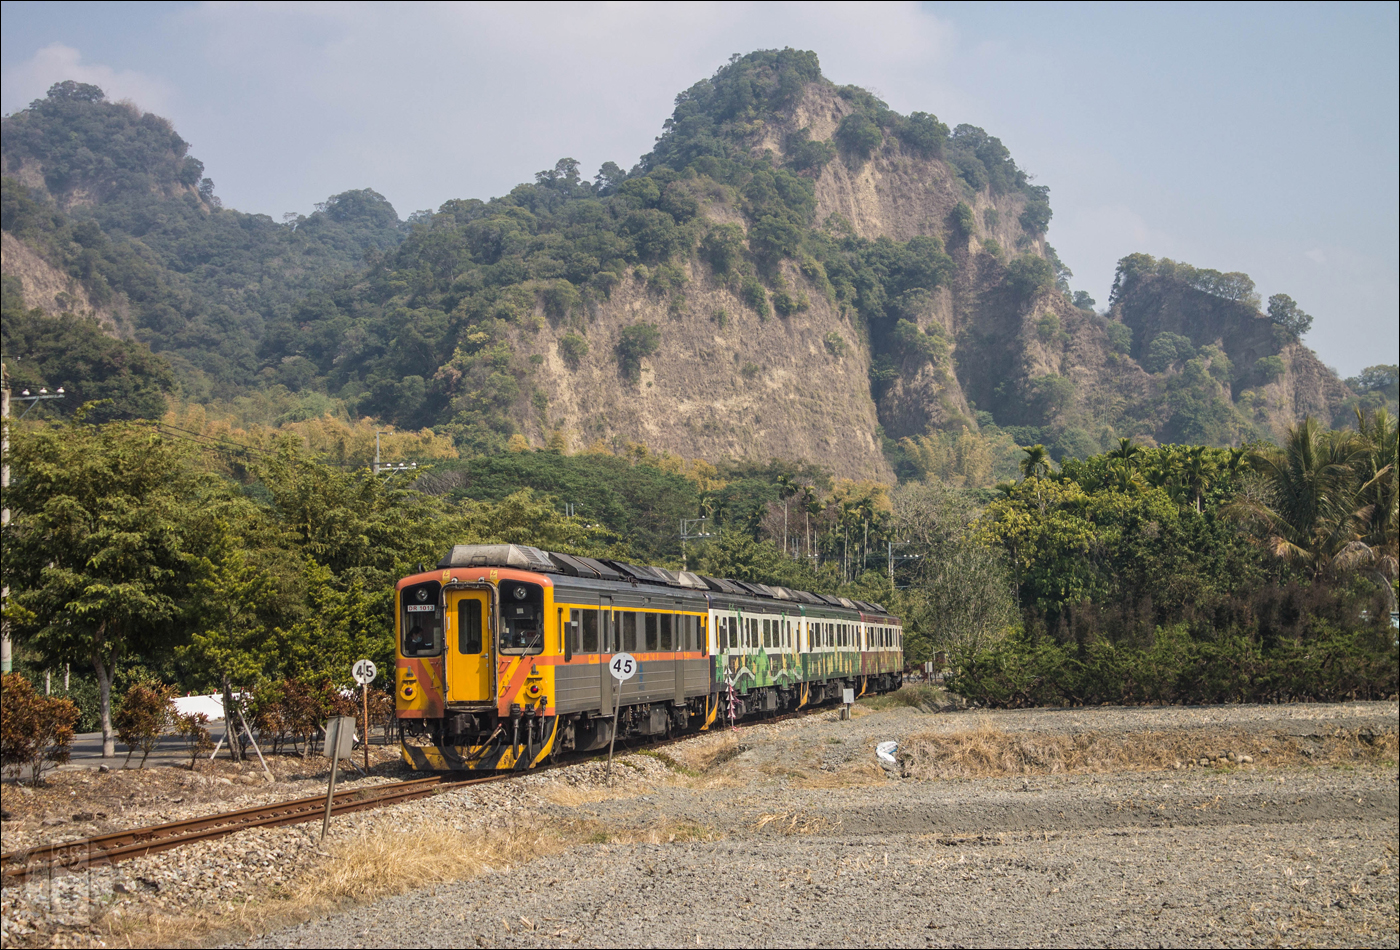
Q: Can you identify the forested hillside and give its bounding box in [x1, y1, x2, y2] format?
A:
[2, 56, 1372, 476]
[2, 80, 406, 403]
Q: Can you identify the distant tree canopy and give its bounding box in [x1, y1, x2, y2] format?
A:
[1267, 293, 1313, 340]
[1110, 252, 1261, 309]
[1, 277, 172, 421]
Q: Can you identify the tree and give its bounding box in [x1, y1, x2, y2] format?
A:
[616, 322, 661, 382]
[1004, 255, 1055, 300]
[1228, 417, 1374, 579]
[1019, 444, 1054, 479]
[1267, 293, 1313, 340]
[3, 421, 211, 756]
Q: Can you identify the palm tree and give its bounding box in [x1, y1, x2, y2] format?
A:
[1109, 437, 1142, 468]
[1354, 407, 1398, 595]
[1228, 417, 1375, 579]
[1180, 446, 1214, 513]
[1019, 444, 1053, 479]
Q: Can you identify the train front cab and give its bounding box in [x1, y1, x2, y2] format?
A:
[397, 567, 562, 771]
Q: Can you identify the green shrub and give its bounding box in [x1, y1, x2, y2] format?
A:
[950, 202, 976, 238]
[1004, 255, 1055, 299]
[835, 113, 882, 161]
[741, 278, 770, 319]
[558, 331, 589, 368]
[1144, 332, 1195, 373]
[1255, 355, 1285, 383]
[1105, 321, 1132, 355]
[771, 288, 809, 317]
[616, 322, 660, 381]
[824, 331, 847, 357]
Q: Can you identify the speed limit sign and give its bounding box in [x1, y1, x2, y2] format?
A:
[352, 659, 377, 685]
[609, 653, 638, 681]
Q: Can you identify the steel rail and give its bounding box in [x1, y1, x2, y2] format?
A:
[1, 700, 845, 885]
[0, 773, 505, 885]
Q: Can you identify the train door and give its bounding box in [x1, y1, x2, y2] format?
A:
[446, 586, 494, 704]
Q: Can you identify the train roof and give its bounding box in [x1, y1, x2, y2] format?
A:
[437, 543, 889, 615]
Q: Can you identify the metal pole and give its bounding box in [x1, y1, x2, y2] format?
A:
[362, 683, 370, 772]
[605, 675, 621, 781]
[320, 753, 341, 843]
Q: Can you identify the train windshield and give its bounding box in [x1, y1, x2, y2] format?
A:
[401, 580, 443, 657]
[499, 581, 545, 655]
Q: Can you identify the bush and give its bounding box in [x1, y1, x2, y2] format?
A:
[741, 278, 770, 319]
[1004, 255, 1055, 299]
[616, 322, 661, 381]
[835, 113, 883, 161]
[824, 332, 847, 357]
[1105, 321, 1132, 355]
[771, 288, 809, 317]
[114, 681, 176, 767]
[950, 202, 976, 238]
[700, 224, 746, 278]
[1144, 332, 1196, 373]
[174, 712, 214, 769]
[1255, 355, 1286, 383]
[1, 673, 79, 785]
[558, 331, 589, 368]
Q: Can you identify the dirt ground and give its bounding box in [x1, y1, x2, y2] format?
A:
[2, 694, 1396, 949]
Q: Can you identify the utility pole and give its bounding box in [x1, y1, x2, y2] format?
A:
[680, 517, 712, 572]
[2, 362, 9, 673]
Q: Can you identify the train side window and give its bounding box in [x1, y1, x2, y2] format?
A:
[457, 599, 483, 655]
[729, 617, 739, 649]
[761, 618, 770, 648]
[618, 612, 634, 652]
[659, 613, 673, 651]
[581, 609, 599, 653]
[645, 613, 659, 651]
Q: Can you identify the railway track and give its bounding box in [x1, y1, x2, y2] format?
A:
[0, 702, 840, 886]
[0, 772, 505, 885]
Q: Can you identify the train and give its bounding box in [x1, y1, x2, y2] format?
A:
[395, 543, 904, 770]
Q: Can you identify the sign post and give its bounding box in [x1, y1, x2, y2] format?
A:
[842, 687, 855, 721]
[352, 659, 377, 772]
[319, 715, 357, 842]
[605, 652, 637, 780]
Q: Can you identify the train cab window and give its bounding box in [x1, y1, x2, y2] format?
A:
[580, 609, 599, 653]
[457, 599, 483, 655]
[500, 581, 545, 655]
[401, 581, 442, 657]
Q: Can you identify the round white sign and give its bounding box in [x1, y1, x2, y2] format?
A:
[352, 659, 378, 685]
[609, 653, 638, 681]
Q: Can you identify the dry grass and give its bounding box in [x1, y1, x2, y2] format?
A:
[540, 782, 653, 807]
[899, 721, 1399, 780]
[92, 822, 568, 948]
[298, 822, 565, 903]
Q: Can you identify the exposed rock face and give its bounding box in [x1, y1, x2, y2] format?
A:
[1, 230, 123, 332]
[512, 260, 894, 482]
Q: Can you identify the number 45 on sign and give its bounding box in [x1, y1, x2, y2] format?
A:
[609, 653, 637, 681]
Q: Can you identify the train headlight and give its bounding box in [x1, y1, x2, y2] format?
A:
[526, 683, 542, 698]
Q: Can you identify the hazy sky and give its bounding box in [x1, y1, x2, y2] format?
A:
[3, 2, 1396, 375]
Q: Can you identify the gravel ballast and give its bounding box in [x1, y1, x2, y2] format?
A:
[3, 699, 1395, 948]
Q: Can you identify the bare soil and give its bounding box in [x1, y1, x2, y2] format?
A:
[2, 697, 1395, 949]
